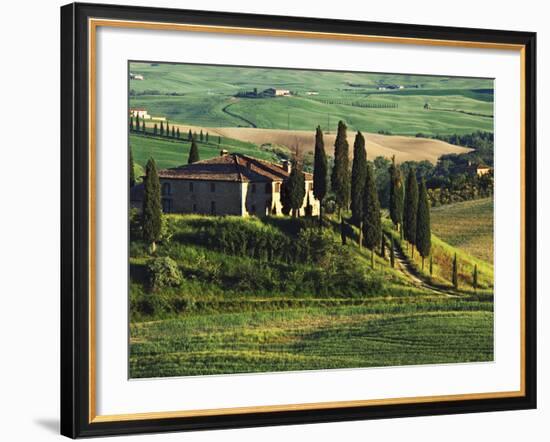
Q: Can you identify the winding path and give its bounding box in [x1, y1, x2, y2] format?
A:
[221, 102, 257, 128]
[387, 234, 462, 298]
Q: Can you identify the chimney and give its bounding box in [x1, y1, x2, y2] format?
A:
[220, 149, 229, 157]
[282, 160, 292, 173]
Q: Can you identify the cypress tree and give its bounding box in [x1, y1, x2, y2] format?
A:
[176, 128, 180, 139]
[362, 163, 382, 268]
[142, 119, 146, 133]
[429, 254, 433, 277]
[350, 131, 367, 225]
[129, 116, 134, 131]
[280, 180, 291, 215]
[160, 121, 164, 136]
[389, 155, 404, 231]
[172, 126, 176, 138]
[200, 130, 203, 142]
[129, 146, 136, 188]
[472, 264, 478, 290]
[330, 120, 351, 218]
[154, 123, 158, 135]
[313, 126, 328, 225]
[188, 139, 200, 164]
[416, 178, 432, 269]
[380, 236, 386, 259]
[165, 122, 169, 137]
[142, 158, 162, 253]
[206, 132, 209, 143]
[403, 168, 419, 256]
[218, 136, 221, 145]
[390, 237, 395, 268]
[135, 115, 140, 131]
[452, 253, 459, 289]
[188, 129, 192, 141]
[286, 161, 306, 217]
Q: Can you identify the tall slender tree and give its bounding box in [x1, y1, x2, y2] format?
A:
[350, 131, 367, 225]
[129, 116, 134, 131]
[129, 146, 136, 188]
[200, 130, 204, 142]
[188, 139, 200, 164]
[176, 128, 180, 139]
[403, 168, 419, 256]
[142, 158, 162, 253]
[416, 178, 432, 269]
[153, 123, 158, 135]
[389, 155, 404, 231]
[452, 253, 459, 289]
[312, 126, 328, 225]
[165, 122, 169, 137]
[390, 237, 395, 268]
[362, 163, 382, 268]
[206, 132, 209, 143]
[142, 118, 146, 133]
[135, 115, 140, 131]
[472, 264, 478, 290]
[330, 120, 351, 219]
[160, 121, 164, 136]
[286, 161, 306, 217]
[172, 126, 176, 138]
[188, 129, 192, 141]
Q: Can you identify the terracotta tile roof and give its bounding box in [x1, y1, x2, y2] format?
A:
[157, 154, 313, 182]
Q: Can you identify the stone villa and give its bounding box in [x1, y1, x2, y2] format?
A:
[131, 151, 320, 217]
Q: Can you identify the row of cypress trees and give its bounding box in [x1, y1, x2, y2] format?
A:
[311, 121, 382, 265]
[389, 158, 432, 269]
[130, 116, 182, 139]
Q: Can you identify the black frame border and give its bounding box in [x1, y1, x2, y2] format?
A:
[61, 2, 537, 438]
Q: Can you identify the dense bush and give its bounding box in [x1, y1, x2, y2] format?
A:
[146, 256, 183, 292]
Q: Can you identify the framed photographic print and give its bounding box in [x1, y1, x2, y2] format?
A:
[60, 2, 537, 438]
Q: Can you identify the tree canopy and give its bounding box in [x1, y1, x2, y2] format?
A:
[403, 168, 419, 248]
[188, 139, 200, 164]
[142, 158, 162, 250]
[330, 120, 351, 215]
[350, 131, 367, 224]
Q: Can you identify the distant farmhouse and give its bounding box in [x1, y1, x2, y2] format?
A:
[131, 151, 320, 217]
[466, 161, 492, 177]
[264, 88, 291, 97]
[129, 73, 144, 80]
[129, 108, 150, 119]
[129, 108, 166, 122]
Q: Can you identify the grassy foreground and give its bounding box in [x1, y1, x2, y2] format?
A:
[129, 214, 493, 378]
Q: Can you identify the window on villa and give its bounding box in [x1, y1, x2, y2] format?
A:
[210, 183, 216, 192]
[192, 203, 197, 212]
[161, 182, 171, 196]
[210, 201, 216, 215]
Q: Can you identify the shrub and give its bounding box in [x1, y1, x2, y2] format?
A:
[146, 256, 183, 292]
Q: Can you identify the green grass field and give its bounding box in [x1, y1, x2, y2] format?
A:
[129, 214, 493, 378]
[430, 198, 494, 262]
[130, 305, 493, 378]
[130, 132, 278, 170]
[129, 62, 493, 136]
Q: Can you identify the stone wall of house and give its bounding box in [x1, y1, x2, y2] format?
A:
[264, 180, 320, 217]
[160, 179, 243, 216]
[157, 178, 320, 217]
